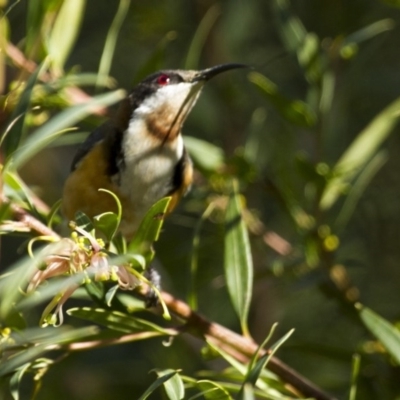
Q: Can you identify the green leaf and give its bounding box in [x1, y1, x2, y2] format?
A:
[248, 72, 316, 127]
[127, 197, 171, 263]
[10, 363, 30, 400]
[5, 89, 126, 171]
[2, 60, 48, 157]
[93, 189, 122, 241]
[349, 354, 361, 400]
[184, 4, 221, 69]
[96, 0, 130, 89]
[0, 326, 96, 377]
[224, 180, 253, 337]
[273, 0, 321, 83]
[56, 73, 116, 89]
[48, 0, 86, 72]
[340, 19, 394, 59]
[67, 307, 173, 335]
[0, 254, 42, 320]
[105, 284, 119, 307]
[196, 380, 233, 399]
[238, 327, 294, 398]
[74, 210, 95, 232]
[239, 384, 255, 400]
[184, 136, 225, 172]
[320, 96, 400, 210]
[335, 150, 387, 231]
[357, 304, 400, 365]
[155, 369, 185, 400]
[138, 370, 178, 400]
[245, 323, 278, 376]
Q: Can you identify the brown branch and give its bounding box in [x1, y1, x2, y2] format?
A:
[8, 202, 60, 238]
[160, 291, 338, 400]
[2, 198, 334, 398]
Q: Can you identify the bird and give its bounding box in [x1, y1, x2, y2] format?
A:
[62, 63, 246, 240]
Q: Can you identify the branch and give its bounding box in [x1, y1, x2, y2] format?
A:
[160, 291, 338, 400]
[8, 202, 60, 238]
[2, 202, 335, 398]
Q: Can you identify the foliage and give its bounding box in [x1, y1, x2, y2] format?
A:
[1, 1, 400, 399]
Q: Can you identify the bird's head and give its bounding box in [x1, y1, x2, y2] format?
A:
[122, 63, 247, 142]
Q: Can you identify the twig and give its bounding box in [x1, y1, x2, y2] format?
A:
[8, 202, 60, 238]
[2, 198, 334, 398]
[160, 291, 338, 400]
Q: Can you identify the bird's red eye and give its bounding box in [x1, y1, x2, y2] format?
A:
[156, 74, 170, 86]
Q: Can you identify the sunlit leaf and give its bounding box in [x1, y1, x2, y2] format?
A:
[357, 304, 400, 365]
[184, 136, 225, 172]
[0, 254, 41, 319]
[96, 0, 130, 89]
[127, 197, 171, 263]
[93, 189, 122, 241]
[196, 380, 233, 399]
[248, 72, 316, 127]
[138, 370, 178, 400]
[335, 150, 387, 231]
[5, 89, 126, 171]
[67, 307, 173, 335]
[224, 180, 253, 336]
[48, 0, 86, 73]
[340, 19, 394, 59]
[320, 96, 400, 210]
[74, 210, 95, 232]
[2, 60, 48, 157]
[0, 326, 96, 377]
[56, 73, 116, 88]
[10, 363, 30, 400]
[155, 369, 184, 400]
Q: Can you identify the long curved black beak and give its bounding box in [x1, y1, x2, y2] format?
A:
[193, 63, 248, 82]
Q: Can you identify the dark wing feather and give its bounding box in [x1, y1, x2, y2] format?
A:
[70, 120, 124, 179]
[71, 121, 112, 171]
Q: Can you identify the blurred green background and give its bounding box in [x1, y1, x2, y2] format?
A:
[2, 0, 400, 399]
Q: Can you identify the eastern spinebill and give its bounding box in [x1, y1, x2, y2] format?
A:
[62, 63, 246, 239]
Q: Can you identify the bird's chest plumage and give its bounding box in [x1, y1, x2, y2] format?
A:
[117, 118, 184, 225]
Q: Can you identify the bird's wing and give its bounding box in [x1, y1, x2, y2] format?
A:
[71, 121, 117, 172]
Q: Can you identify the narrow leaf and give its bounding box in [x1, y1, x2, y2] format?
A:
[3, 60, 48, 156]
[320, 96, 400, 210]
[93, 189, 122, 241]
[349, 354, 361, 400]
[185, 4, 221, 69]
[224, 180, 253, 336]
[357, 304, 400, 365]
[48, 0, 86, 72]
[10, 363, 30, 400]
[96, 0, 130, 89]
[155, 369, 185, 400]
[138, 370, 178, 400]
[248, 72, 316, 127]
[335, 150, 387, 230]
[67, 307, 173, 335]
[127, 197, 171, 262]
[184, 136, 225, 172]
[196, 380, 232, 400]
[6, 89, 125, 171]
